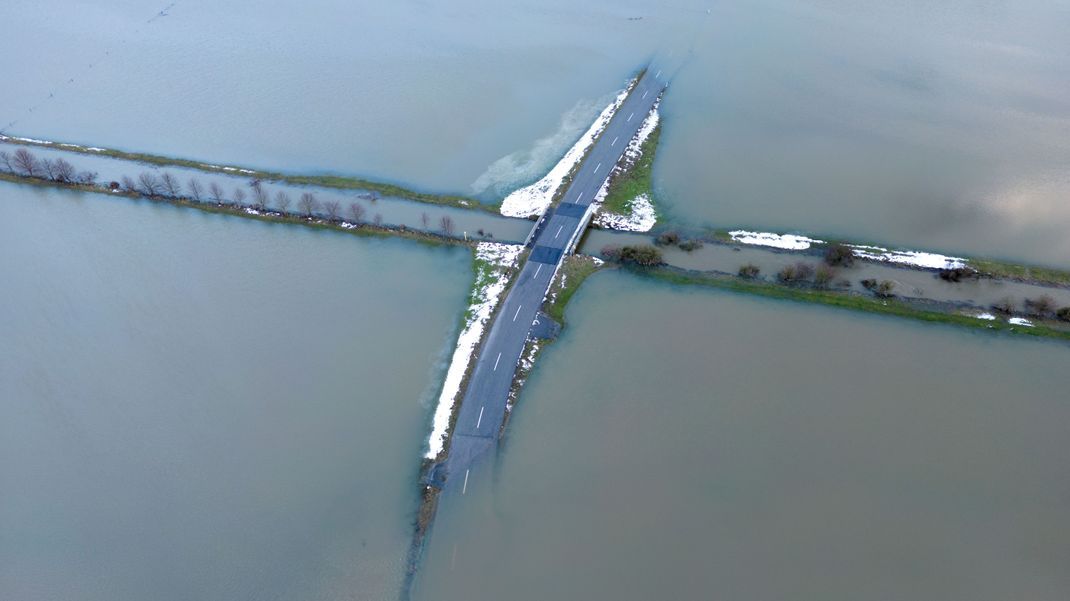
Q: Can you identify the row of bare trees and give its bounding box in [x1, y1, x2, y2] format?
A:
[0, 148, 97, 184]
[2, 147, 463, 235]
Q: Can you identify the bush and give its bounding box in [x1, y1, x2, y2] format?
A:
[738, 264, 760, 278]
[1023, 295, 1056, 317]
[824, 243, 855, 267]
[601, 244, 663, 266]
[777, 261, 815, 284]
[1057, 307, 1070, 322]
[678, 239, 703, 252]
[814, 264, 837, 288]
[862, 278, 895, 297]
[992, 297, 1015, 315]
[938, 267, 977, 282]
[654, 231, 680, 247]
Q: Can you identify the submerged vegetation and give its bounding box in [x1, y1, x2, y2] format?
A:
[639, 266, 1070, 343]
[0, 136, 486, 211]
[0, 150, 472, 248]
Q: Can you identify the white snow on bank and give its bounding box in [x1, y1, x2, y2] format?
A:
[425, 242, 524, 459]
[592, 101, 661, 232]
[593, 193, 657, 231]
[498, 79, 635, 218]
[0, 135, 53, 145]
[1008, 317, 1035, 327]
[727, 230, 969, 269]
[729, 230, 825, 250]
[847, 244, 966, 270]
[975, 312, 997, 321]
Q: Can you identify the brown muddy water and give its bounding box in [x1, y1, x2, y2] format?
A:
[413, 269, 1070, 600]
[0, 181, 471, 601]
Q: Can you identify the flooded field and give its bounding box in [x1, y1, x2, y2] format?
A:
[414, 270, 1070, 600]
[0, 181, 469, 600]
[3, 2, 1068, 265]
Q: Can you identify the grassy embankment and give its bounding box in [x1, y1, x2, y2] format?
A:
[635, 265, 1070, 343]
[599, 123, 661, 216]
[543, 255, 605, 324]
[0, 171, 468, 248]
[0, 136, 487, 212]
[967, 258, 1070, 288]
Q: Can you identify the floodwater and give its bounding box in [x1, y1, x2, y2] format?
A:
[3, 1, 1070, 266]
[0, 181, 471, 600]
[414, 270, 1070, 600]
[4, 1, 1070, 599]
[0, 141, 533, 243]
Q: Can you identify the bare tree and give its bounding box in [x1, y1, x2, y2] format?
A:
[249, 179, 268, 210]
[232, 187, 246, 207]
[348, 202, 366, 224]
[40, 158, 58, 181]
[439, 215, 455, 236]
[209, 182, 225, 205]
[323, 200, 341, 221]
[0, 150, 12, 172]
[53, 158, 75, 183]
[187, 178, 203, 201]
[12, 148, 39, 177]
[274, 190, 291, 214]
[373, 213, 383, 227]
[76, 171, 98, 185]
[122, 175, 138, 192]
[420, 212, 429, 229]
[160, 172, 182, 197]
[299, 192, 319, 217]
[138, 172, 163, 196]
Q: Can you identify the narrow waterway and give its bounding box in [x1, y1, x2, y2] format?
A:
[0, 181, 470, 601]
[414, 269, 1070, 600]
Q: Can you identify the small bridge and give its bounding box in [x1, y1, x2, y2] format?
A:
[434, 69, 667, 494]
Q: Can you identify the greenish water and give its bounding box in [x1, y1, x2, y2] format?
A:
[4, 1, 1068, 265]
[414, 270, 1070, 600]
[0, 181, 470, 600]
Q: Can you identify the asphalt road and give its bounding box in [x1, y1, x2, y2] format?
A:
[438, 69, 668, 495]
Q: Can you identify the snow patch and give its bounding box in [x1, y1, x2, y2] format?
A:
[497, 79, 635, 218]
[593, 193, 657, 231]
[975, 312, 997, 321]
[1008, 317, 1035, 327]
[425, 242, 524, 459]
[729, 230, 825, 250]
[847, 244, 966, 270]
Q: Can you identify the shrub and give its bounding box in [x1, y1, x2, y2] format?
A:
[860, 278, 877, 290]
[814, 264, 837, 288]
[678, 239, 703, 252]
[1057, 307, 1070, 322]
[777, 262, 815, 284]
[654, 231, 680, 247]
[992, 297, 1015, 315]
[938, 267, 977, 282]
[1023, 295, 1056, 317]
[824, 243, 855, 267]
[601, 244, 663, 266]
[738, 264, 760, 278]
[875, 280, 896, 297]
